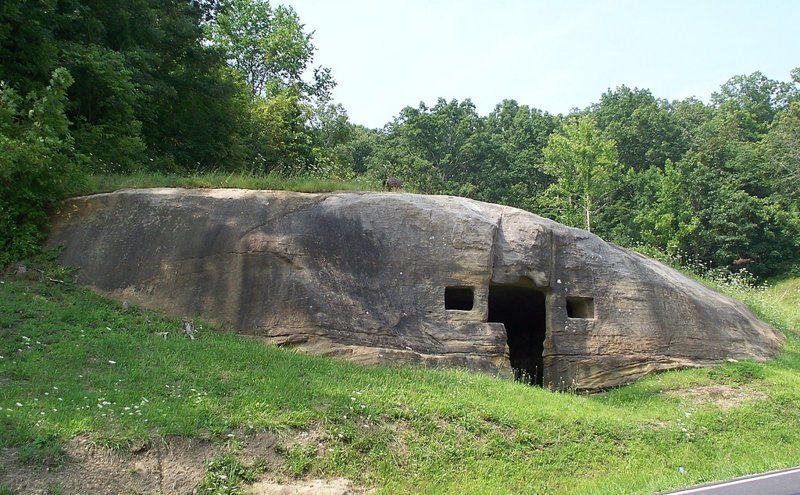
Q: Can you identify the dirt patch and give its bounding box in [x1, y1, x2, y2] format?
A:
[0, 430, 365, 494]
[247, 478, 354, 495]
[0, 435, 223, 494]
[239, 431, 280, 465]
[282, 422, 330, 457]
[663, 384, 768, 410]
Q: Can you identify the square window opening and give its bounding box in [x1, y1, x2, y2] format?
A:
[445, 287, 474, 311]
[566, 297, 594, 319]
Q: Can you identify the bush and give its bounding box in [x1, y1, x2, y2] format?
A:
[0, 68, 86, 267]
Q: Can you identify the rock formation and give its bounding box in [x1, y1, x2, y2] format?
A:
[47, 188, 785, 390]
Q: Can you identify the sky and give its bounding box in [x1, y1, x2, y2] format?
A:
[282, 0, 800, 129]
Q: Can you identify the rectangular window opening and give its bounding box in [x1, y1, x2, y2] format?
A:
[445, 286, 474, 311]
[566, 296, 594, 319]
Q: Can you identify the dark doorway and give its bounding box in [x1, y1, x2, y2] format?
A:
[488, 280, 547, 386]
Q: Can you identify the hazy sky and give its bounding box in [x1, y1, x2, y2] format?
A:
[282, 0, 800, 128]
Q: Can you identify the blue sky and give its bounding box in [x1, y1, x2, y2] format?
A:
[283, 0, 800, 128]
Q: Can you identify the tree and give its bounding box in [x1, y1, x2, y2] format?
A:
[210, 0, 333, 101]
[635, 158, 702, 256]
[388, 98, 492, 196]
[592, 86, 685, 170]
[247, 91, 314, 174]
[0, 0, 250, 171]
[541, 115, 621, 232]
[711, 71, 794, 142]
[763, 100, 800, 205]
[481, 100, 557, 210]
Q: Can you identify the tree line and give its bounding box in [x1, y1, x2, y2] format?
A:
[1, 1, 798, 278]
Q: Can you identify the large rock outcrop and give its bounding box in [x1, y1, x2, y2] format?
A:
[47, 188, 785, 390]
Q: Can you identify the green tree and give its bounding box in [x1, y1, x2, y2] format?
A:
[248, 91, 314, 174]
[480, 100, 558, 210]
[711, 71, 794, 142]
[0, 0, 249, 171]
[671, 97, 715, 151]
[309, 102, 359, 179]
[541, 115, 621, 232]
[635, 158, 702, 255]
[210, 0, 333, 101]
[387, 98, 491, 196]
[763, 99, 800, 205]
[592, 86, 685, 170]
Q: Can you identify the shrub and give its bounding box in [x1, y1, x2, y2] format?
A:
[0, 68, 86, 267]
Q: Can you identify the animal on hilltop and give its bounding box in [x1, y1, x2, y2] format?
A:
[383, 177, 403, 191]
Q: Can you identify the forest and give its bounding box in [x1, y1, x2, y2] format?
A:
[2, 0, 799, 279]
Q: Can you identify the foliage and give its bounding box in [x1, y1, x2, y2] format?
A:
[479, 100, 558, 209]
[592, 86, 685, 171]
[387, 98, 487, 194]
[0, 0, 251, 172]
[541, 115, 622, 232]
[0, 68, 85, 267]
[711, 71, 796, 142]
[247, 91, 315, 174]
[763, 100, 800, 204]
[209, 0, 333, 102]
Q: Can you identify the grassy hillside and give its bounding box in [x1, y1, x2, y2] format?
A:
[1, 270, 799, 494]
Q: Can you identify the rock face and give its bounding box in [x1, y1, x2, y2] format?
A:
[47, 188, 785, 390]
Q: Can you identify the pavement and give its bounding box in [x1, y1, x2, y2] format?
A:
[662, 466, 800, 495]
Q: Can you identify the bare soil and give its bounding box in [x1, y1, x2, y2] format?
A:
[663, 384, 768, 410]
[0, 431, 361, 495]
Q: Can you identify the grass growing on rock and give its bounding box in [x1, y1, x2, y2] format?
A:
[80, 171, 385, 196]
[1, 273, 799, 494]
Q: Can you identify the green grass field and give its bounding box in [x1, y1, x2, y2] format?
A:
[1, 268, 799, 494]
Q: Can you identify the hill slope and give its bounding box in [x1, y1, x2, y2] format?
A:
[0, 274, 799, 494]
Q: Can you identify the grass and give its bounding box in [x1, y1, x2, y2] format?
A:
[198, 453, 265, 495]
[765, 277, 800, 331]
[78, 171, 384, 196]
[0, 271, 799, 494]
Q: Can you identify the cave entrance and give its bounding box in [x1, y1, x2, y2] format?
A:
[488, 280, 547, 386]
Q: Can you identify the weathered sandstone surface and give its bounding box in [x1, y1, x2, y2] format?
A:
[47, 188, 785, 390]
